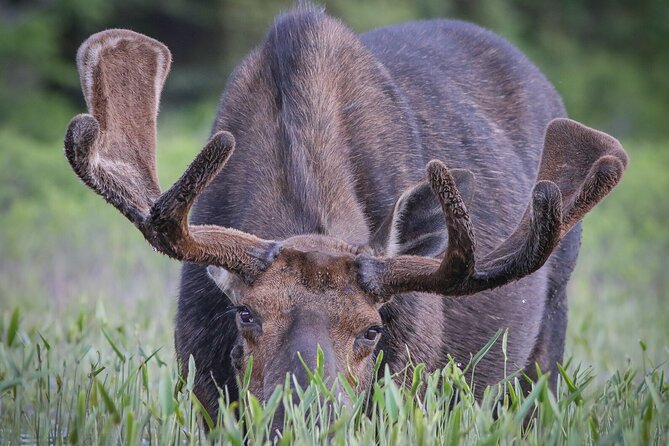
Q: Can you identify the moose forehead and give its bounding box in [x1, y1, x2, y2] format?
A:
[263, 250, 358, 295]
[246, 235, 376, 309]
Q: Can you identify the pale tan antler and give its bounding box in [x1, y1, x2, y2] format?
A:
[357, 118, 628, 299]
[64, 30, 280, 282]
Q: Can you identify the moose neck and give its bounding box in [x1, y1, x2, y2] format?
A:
[204, 11, 423, 245]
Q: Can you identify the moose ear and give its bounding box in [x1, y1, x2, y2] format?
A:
[206, 265, 247, 305]
[370, 169, 475, 257]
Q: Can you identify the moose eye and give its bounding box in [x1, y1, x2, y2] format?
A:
[363, 326, 382, 341]
[237, 307, 254, 324]
[234, 306, 263, 338]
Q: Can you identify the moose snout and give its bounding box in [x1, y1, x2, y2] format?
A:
[266, 316, 348, 434]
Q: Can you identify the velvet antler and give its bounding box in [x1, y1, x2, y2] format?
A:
[357, 118, 628, 300]
[64, 29, 280, 282]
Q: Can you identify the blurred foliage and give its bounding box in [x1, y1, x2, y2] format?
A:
[568, 141, 669, 372]
[1, 0, 668, 141]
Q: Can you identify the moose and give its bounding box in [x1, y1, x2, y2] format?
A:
[65, 6, 627, 422]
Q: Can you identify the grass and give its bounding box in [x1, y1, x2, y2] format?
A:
[1, 115, 668, 444]
[0, 305, 667, 444]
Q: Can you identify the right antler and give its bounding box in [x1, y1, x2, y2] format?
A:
[357, 119, 628, 300]
[64, 29, 280, 283]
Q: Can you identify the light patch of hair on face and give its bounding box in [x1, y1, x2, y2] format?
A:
[207, 266, 246, 304]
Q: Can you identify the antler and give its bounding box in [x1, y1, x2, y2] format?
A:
[64, 29, 280, 282]
[357, 118, 628, 300]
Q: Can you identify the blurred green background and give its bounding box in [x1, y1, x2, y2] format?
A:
[1, 0, 667, 376]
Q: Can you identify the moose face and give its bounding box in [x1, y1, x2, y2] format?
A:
[208, 235, 383, 401]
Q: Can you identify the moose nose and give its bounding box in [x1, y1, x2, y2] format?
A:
[284, 311, 339, 387]
[266, 312, 342, 434]
[264, 328, 337, 396]
[269, 341, 350, 437]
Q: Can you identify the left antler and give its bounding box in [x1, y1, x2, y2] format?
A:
[357, 118, 628, 300]
[65, 30, 280, 283]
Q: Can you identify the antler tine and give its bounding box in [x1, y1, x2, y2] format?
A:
[357, 163, 562, 299]
[470, 180, 562, 285]
[65, 114, 158, 225]
[540, 118, 627, 235]
[145, 131, 280, 280]
[65, 29, 169, 225]
[357, 119, 626, 300]
[148, 130, 235, 254]
[466, 120, 626, 291]
[64, 30, 281, 282]
[427, 161, 476, 280]
[356, 161, 480, 298]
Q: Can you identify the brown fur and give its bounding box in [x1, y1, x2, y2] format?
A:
[64, 8, 628, 420]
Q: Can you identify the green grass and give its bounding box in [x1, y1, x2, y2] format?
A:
[0, 305, 667, 444]
[567, 142, 669, 374]
[1, 119, 668, 444]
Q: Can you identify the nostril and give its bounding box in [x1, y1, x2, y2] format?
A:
[270, 404, 286, 438]
[332, 381, 353, 408]
[268, 379, 343, 438]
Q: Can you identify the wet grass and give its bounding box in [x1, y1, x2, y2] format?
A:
[0, 304, 667, 444]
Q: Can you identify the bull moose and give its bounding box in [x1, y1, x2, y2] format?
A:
[64, 6, 627, 423]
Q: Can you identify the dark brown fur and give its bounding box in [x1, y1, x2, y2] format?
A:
[64, 7, 627, 423]
[179, 9, 626, 409]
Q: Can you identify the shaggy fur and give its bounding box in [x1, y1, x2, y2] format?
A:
[64, 7, 627, 419]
